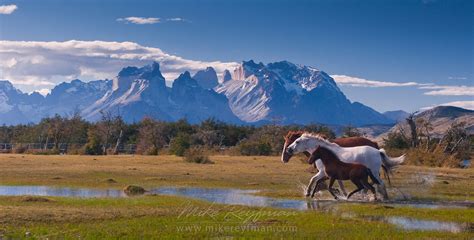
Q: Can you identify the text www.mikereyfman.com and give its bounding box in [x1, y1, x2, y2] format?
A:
[176, 224, 298, 233]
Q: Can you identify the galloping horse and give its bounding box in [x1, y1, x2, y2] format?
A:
[281, 131, 384, 197]
[285, 133, 405, 199]
[308, 146, 379, 200]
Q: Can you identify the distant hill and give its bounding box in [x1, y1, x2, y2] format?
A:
[376, 106, 474, 143]
[383, 110, 410, 122]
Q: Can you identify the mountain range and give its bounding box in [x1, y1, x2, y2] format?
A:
[2, 60, 402, 126]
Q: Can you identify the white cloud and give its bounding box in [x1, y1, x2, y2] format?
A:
[332, 75, 474, 97]
[448, 76, 467, 80]
[34, 88, 52, 96]
[117, 17, 160, 24]
[331, 75, 427, 87]
[0, 4, 17, 14]
[0, 40, 239, 92]
[166, 18, 188, 22]
[419, 85, 474, 96]
[420, 101, 474, 111]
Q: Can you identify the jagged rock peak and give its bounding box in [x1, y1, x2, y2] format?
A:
[222, 69, 232, 82]
[193, 67, 218, 89]
[114, 61, 165, 91]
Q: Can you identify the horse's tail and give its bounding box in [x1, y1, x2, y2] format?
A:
[381, 164, 392, 186]
[367, 169, 381, 185]
[379, 149, 405, 174]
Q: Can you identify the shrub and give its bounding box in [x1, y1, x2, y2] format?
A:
[123, 185, 146, 195]
[169, 133, 191, 156]
[26, 149, 60, 155]
[84, 127, 103, 155]
[236, 139, 272, 156]
[184, 147, 213, 164]
[403, 146, 460, 168]
[13, 144, 27, 154]
[383, 132, 410, 149]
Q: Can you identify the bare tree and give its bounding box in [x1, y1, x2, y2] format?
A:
[416, 118, 433, 151]
[137, 118, 170, 155]
[406, 112, 419, 148]
[96, 110, 124, 155]
[442, 122, 469, 154]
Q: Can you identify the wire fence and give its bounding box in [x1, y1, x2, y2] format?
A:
[0, 143, 137, 154]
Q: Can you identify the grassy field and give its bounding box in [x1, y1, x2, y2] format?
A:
[0, 154, 472, 239]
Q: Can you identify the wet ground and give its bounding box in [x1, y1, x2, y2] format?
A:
[0, 185, 472, 233]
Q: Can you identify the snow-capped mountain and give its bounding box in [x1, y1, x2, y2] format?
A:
[43, 79, 112, 116]
[215, 60, 392, 125]
[0, 79, 111, 124]
[0, 80, 42, 125]
[82, 62, 171, 122]
[0, 60, 395, 126]
[169, 71, 240, 123]
[82, 62, 241, 123]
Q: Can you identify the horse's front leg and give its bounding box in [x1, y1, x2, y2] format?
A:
[306, 171, 325, 197]
[327, 177, 338, 200]
[310, 177, 327, 198]
[337, 180, 347, 197]
[311, 177, 328, 198]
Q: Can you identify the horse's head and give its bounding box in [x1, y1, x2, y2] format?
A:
[281, 131, 304, 163]
[285, 133, 330, 163]
[308, 146, 322, 165]
[284, 134, 314, 162]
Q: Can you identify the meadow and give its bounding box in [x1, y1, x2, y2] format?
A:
[0, 154, 472, 239]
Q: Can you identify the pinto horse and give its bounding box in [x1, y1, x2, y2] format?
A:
[286, 133, 405, 199]
[281, 131, 385, 197]
[308, 146, 379, 200]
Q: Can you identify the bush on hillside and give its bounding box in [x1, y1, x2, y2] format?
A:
[184, 147, 213, 164]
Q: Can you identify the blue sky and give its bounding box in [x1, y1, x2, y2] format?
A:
[0, 0, 472, 112]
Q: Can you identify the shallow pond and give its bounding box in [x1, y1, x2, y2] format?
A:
[0, 185, 127, 198]
[0, 185, 471, 233]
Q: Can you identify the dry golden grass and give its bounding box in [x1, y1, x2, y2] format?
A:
[0, 154, 472, 201]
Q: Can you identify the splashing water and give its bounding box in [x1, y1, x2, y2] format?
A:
[413, 172, 436, 187]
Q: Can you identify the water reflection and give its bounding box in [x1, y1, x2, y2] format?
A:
[0, 185, 470, 233]
[0, 185, 126, 198]
[386, 217, 466, 233]
[151, 187, 310, 210]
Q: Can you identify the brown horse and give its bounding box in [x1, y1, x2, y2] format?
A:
[308, 146, 379, 200]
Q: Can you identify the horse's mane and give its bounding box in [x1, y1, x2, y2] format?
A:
[285, 131, 329, 141]
[301, 132, 340, 148]
[284, 130, 305, 141]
